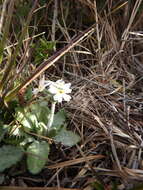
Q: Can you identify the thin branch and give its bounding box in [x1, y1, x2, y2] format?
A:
[4, 25, 95, 102]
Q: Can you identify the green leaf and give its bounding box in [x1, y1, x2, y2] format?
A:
[0, 145, 24, 172]
[15, 101, 50, 133]
[27, 141, 50, 174]
[19, 135, 35, 146]
[3, 135, 25, 145]
[37, 122, 47, 135]
[27, 101, 50, 124]
[16, 107, 38, 132]
[33, 38, 56, 65]
[35, 101, 50, 124]
[52, 109, 66, 129]
[54, 128, 80, 146]
[48, 110, 67, 137]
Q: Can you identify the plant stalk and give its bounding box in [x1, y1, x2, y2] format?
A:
[47, 101, 56, 130]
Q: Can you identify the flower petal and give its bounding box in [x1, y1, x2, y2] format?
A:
[64, 83, 71, 89]
[56, 79, 65, 85]
[32, 88, 39, 95]
[63, 94, 71, 101]
[53, 94, 63, 102]
[48, 86, 59, 94]
[44, 80, 53, 87]
[64, 88, 72, 94]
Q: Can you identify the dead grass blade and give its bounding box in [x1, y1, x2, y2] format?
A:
[47, 155, 104, 169]
[0, 0, 9, 33]
[110, 131, 122, 171]
[123, 167, 143, 179]
[120, 0, 143, 50]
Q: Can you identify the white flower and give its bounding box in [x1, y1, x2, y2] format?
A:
[48, 79, 72, 103]
[32, 75, 51, 95]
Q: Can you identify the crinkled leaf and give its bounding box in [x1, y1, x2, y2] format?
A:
[16, 107, 38, 132]
[38, 122, 47, 135]
[27, 141, 50, 174]
[54, 128, 80, 146]
[28, 101, 50, 124]
[19, 134, 35, 146]
[48, 110, 67, 137]
[9, 124, 25, 137]
[48, 128, 60, 138]
[0, 145, 24, 172]
[15, 101, 50, 133]
[36, 102, 50, 124]
[51, 109, 66, 131]
[3, 135, 25, 145]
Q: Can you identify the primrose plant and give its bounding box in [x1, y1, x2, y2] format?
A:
[47, 79, 72, 129]
[0, 78, 80, 175]
[0, 0, 91, 180]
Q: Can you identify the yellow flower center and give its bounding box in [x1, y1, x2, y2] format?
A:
[58, 89, 65, 94]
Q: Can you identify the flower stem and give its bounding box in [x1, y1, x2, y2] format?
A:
[47, 101, 56, 130]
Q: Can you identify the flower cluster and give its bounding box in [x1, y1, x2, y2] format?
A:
[33, 78, 72, 103]
[48, 79, 72, 103]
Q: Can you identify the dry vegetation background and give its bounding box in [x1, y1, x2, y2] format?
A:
[1, 0, 143, 189]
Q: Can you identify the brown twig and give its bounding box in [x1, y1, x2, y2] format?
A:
[4, 25, 95, 102]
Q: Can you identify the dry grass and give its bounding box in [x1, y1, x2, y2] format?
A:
[1, 0, 143, 189]
[58, 0, 143, 188]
